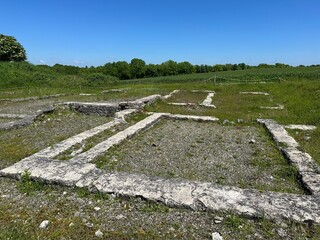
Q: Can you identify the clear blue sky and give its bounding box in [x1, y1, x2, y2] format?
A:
[1, 0, 320, 66]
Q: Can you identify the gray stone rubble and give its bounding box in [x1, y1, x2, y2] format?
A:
[65, 102, 120, 116]
[65, 95, 161, 116]
[0, 107, 54, 130]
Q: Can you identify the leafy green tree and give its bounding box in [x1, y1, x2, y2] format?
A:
[212, 64, 224, 72]
[102, 61, 131, 79]
[177, 61, 194, 74]
[130, 58, 146, 79]
[161, 60, 178, 76]
[0, 34, 27, 61]
[145, 64, 160, 77]
[238, 63, 247, 70]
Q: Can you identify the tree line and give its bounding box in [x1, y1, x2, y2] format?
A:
[51, 59, 300, 80]
[1, 33, 319, 81]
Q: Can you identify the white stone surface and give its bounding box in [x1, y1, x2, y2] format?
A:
[260, 104, 284, 110]
[240, 92, 269, 95]
[200, 92, 216, 108]
[162, 90, 180, 99]
[39, 220, 50, 229]
[257, 119, 299, 147]
[168, 103, 196, 106]
[101, 89, 126, 93]
[95, 229, 103, 238]
[115, 109, 137, 121]
[0, 113, 30, 119]
[212, 232, 223, 240]
[192, 90, 215, 93]
[285, 125, 317, 131]
[78, 171, 320, 223]
[165, 113, 219, 122]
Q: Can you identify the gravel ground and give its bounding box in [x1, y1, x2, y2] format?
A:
[0, 99, 59, 115]
[96, 119, 303, 194]
[0, 177, 318, 240]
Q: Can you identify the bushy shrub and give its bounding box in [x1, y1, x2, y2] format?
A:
[0, 34, 27, 62]
[84, 73, 118, 86]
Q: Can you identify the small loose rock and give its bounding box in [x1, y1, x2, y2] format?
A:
[212, 232, 223, 240]
[95, 229, 104, 238]
[39, 220, 50, 229]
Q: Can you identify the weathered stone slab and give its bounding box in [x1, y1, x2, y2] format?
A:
[282, 147, 320, 195]
[164, 113, 219, 122]
[257, 119, 299, 147]
[168, 103, 196, 106]
[120, 94, 161, 108]
[80, 171, 320, 223]
[0, 157, 96, 186]
[192, 90, 215, 93]
[70, 113, 165, 163]
[285, 125, 317, 131]
[200, 92, 216, 108]
[0, 107, 54, 130]
[101, 89, 127, 93]
[79, 93, 96, 96]
[240, 92, 269, 96]
[65, 102, 120, 116]
[282, 147, 320, 173]
[0, 113, 30, 119]
[162, 90, 180, 100]
[0, 117, 34, 130]
[300, 172, 320, 195]
[115, 109, 138, 121]
[259, 119, 320, 195]
[260, 104, 284, 110]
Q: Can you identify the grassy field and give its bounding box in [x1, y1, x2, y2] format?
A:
[1, 65, 320, 239]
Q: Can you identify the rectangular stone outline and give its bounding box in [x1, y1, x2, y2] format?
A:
[1, 114, 320, 223]
[258, 119, 320, 195]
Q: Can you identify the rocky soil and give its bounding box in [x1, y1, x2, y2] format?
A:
[95, 120, 304, 194]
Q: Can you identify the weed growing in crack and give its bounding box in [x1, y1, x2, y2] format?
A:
[16, 170, 45, 195]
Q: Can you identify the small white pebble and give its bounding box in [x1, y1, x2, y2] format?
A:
[95, 229, 103, 238]
[212, 232, 223, 240]
[39, 220, 50, 229]
[86, 222, 94, 228]
[63, 191, 67, 195]
[94, 207, 101, 211]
